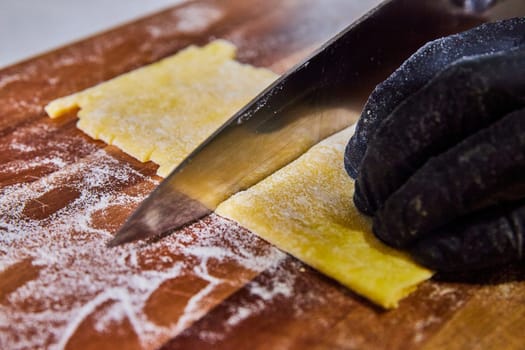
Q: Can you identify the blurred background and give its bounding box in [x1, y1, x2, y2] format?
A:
[0, 0, 183, 68]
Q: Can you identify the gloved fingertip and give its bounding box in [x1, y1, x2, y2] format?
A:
[345, 165, 358, 179]
[371, 216, 407, 249]
[344, 137, 364, 179]
[353, 185, 374, 216]
[410, 235, 481, 272]
[410, 240, 448, 271]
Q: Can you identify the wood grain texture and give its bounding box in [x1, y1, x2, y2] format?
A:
[1, 0, 525, 349]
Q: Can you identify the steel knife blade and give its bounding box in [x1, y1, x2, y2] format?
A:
[108, 0, 516, 247]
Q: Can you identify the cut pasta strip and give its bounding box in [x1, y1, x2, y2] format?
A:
[216, 126, 433, 308]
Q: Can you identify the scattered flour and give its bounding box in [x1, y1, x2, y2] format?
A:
[147, 3, 224, 39]
[0, 127, 285, 349]
[173, 4, 224, 33]
[225, 265, 297, 327]
[0, 73, 23, 89]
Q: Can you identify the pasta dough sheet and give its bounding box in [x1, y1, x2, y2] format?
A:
[216, 126, 433, 308]
[46, 40, 278, 177]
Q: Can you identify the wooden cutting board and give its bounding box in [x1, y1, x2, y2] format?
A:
[2, 1, 525, 349]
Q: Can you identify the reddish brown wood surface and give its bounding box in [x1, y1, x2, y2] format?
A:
[1, 1, 525, 349]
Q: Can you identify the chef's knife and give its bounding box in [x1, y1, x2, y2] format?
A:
[108, 0, 521, 247]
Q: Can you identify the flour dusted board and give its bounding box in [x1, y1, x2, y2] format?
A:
[2, 1, 525, 350]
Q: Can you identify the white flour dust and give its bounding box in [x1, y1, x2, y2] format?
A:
[0, 127, 285, 349]
[146, 3, 224, 39]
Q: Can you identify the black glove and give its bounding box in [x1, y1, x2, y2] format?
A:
[344, 17, 525, 272]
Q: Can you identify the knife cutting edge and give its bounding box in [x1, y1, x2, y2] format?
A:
[108, 0, 517, 247]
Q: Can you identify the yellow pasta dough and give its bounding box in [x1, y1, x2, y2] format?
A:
[46, 40, 432, 308]
[216, 126, 433, 308]
[46, 40, 278, 177]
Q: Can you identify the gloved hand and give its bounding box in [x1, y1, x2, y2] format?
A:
[344, 17, 525, 272]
